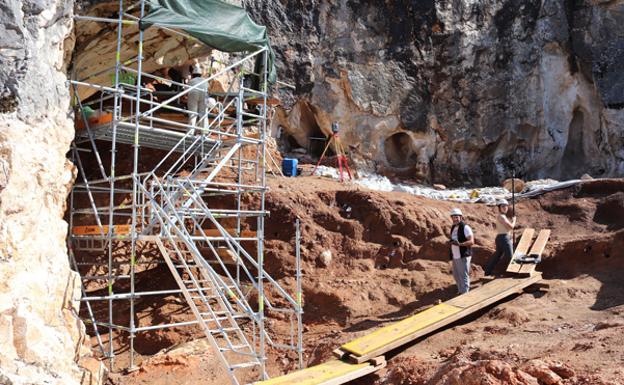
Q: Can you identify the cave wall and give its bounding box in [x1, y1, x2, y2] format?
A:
[0, 0, 104, 383]
[245, 0, 624, 185]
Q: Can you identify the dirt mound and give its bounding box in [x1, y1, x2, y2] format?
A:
[377, 349, 579, 385]
[593, 192, 624, 230]
[576, 178, 624, 197]
[487, 305, 530, 326]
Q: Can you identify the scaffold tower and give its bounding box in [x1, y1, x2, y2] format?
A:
[67, 2, 303, 384]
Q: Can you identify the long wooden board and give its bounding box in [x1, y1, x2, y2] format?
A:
[506, 228, 535, 274]
[517, 229, 551, 276]
[340, 304, 462, 357]
[254, 358, 384, 385]
[337, 273, 542, 363]
[260, 274, 543, 384]
[193, 228, 257, 237]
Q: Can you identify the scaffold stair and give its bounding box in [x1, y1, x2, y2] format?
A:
[155, 236, 263, 385]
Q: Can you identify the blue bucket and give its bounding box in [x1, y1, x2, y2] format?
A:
[282, 158, 298, 177]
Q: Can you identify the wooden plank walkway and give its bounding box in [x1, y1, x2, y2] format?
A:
[254, 359, 384, 385]
[517, 230, 551, 275]
[506, 228, 550, 276]
[256, 273, 543, 385]
[505, 228, 535, 274]
[337, 273, 542, 363]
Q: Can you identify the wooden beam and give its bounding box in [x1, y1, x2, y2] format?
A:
[506, 228, 535, 274]
[517, 229, 551, 276]
[338, 273, 543, 363]
[193, 228, 257, 237]
[340, 304, 462, 359]
[253, 357, 385, 385]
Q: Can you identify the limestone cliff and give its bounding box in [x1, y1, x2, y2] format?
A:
[245, 0, 624, 185]
[0, 0, 103, 383]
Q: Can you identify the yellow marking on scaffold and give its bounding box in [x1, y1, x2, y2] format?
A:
[72, 224, 131, 235]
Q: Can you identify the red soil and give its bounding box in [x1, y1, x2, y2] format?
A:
[100, 177, 624, 385]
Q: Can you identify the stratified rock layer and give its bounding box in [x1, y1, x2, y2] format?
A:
[246, 0, 624, 185]
[0, 0, 103, 383]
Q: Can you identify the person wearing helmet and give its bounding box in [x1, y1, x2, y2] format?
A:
[449, 208, 474, 294]
[187, 64, 208, 133]
[484, 199, 516, 276]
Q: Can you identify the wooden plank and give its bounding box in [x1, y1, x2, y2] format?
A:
[445, 276, 529, 308]
[156, 111, 236, 125]
[72, 224, 131, 235]
[517, 229, 551, 276]
[245, 97, 281, 106]
[340, 273, 542, 363]
[222, 132, 261, 146]
[340, 304, 463, 357]
[254, 358, 384, 385]
[506, 228, 535, 274]
[194, 228, 257, 237]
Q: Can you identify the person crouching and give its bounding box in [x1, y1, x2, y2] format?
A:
[449, 208, 475, 294]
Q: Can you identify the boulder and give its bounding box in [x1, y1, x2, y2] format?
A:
[503, 178, 526, 193]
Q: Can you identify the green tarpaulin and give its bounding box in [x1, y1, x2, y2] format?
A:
[141, 0, 275, 82]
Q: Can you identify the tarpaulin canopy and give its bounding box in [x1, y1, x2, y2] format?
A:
[141, 0, 276, 83]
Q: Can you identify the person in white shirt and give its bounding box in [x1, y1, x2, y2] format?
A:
[449, 208, 475, 294]
[484, 199, 516, 276]
[187, 65, 207, 133]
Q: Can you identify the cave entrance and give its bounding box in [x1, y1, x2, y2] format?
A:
[560, 108, 586, 179]
[277, 101, 327, 157]
[308, 124, 327, 157]
[384, 132, 416, 168]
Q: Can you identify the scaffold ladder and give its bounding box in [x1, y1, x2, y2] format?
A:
[155, 238, 262, 385]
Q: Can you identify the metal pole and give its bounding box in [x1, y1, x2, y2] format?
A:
[68, 149, 107, 357]
[236, 75, 244, 286]
[257, 49, 269, 380]
[295, 218, 303, 369]
[128, 0, 146, 370]
[512, 169, 516, 246]
[106, 0, 125, 369]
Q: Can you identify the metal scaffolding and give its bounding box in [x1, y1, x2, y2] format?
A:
[68, 3, 303, 384]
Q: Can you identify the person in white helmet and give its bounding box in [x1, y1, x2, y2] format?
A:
[449, 208, 474, 294]
[484, 199, 516, 276]
[187, 64, 207, 133]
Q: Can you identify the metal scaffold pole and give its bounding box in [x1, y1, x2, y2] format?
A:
[128, 0, 146, 370]
[295, 218, 304, 369]
[108, 0, 125, 369]
[68, 4, 302, 382]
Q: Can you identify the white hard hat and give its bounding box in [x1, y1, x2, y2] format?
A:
[450, 208, 463, 217]
[497, 199, 509, 206]
[191, 64, 202, 75]
[207, 97, 217, 109]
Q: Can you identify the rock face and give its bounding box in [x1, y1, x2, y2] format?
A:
[71, 2, 213, 101]
[0, 0, 103, 383]
[245, 0, 624, 185]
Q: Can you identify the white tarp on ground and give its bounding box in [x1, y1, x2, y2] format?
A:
[312, 166, 581, 204]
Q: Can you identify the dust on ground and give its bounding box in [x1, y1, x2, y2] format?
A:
[102, 177, 624, 385]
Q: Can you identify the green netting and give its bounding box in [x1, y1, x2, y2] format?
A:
[141, 0, 275, 83]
